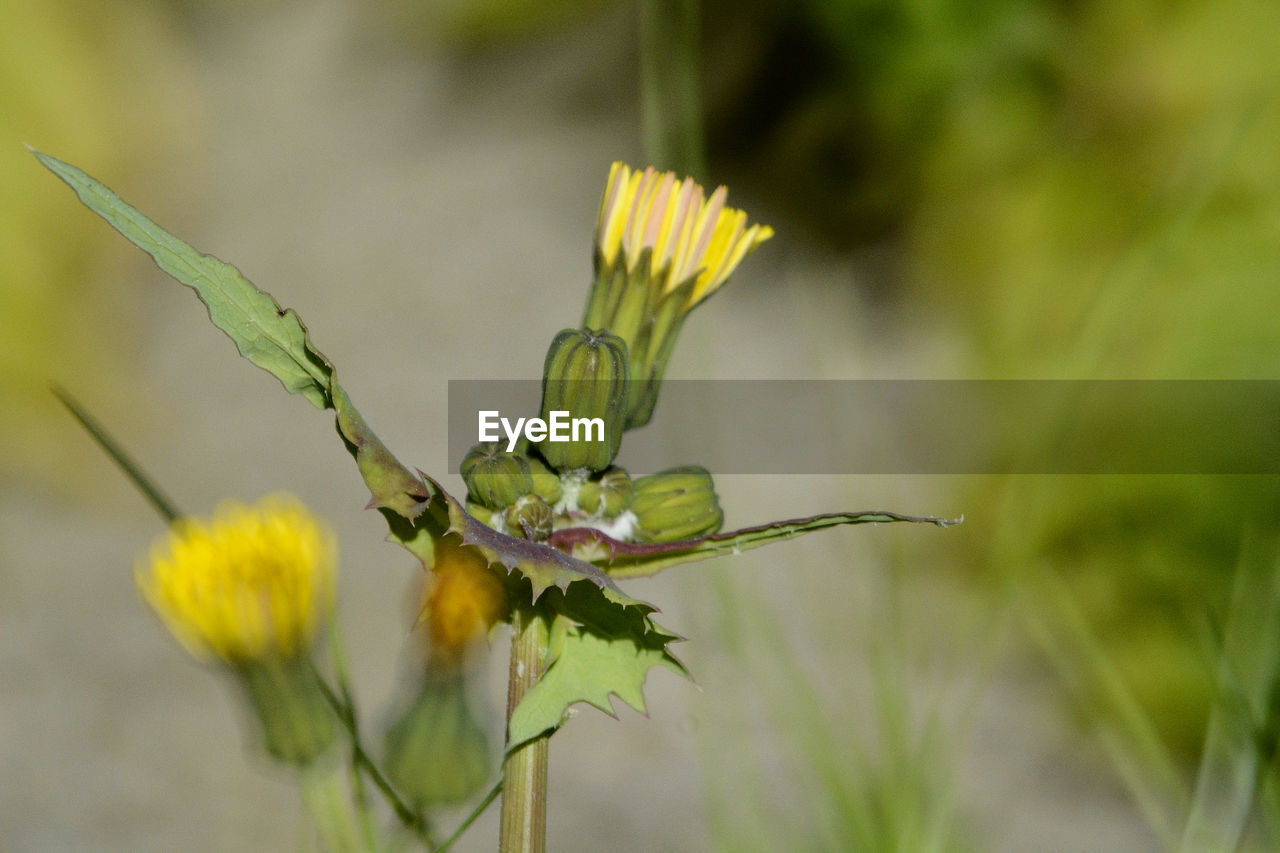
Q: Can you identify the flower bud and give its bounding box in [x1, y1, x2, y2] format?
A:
[631, 466, 724, 542]
[538, 328, 629, 473]
[383, 674, 492, 808]
[578, 467, 634, 517]
[503, 494, 553, 540]
[460, 442, 533, 509]
[527, 457, 563, 505]
[239, 658, 337, 765]
[583, 163, 773, 430]
[465, 501, 496, 527]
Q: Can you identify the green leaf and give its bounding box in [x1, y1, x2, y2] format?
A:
[508, 581, 688, 747]
[330, 385, 432, 517]
[429, 477, 645, 608]
[549, 510, 961, 579]
[35, 150, 446, 567]
[34, 149, 332, 408]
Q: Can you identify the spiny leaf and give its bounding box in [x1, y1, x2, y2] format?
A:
[507, 624, 685, 746]
[548, 510, 961, 579]
[508, 584, 688, 747]
[428, 476, 644, 608]
[34, 150, 332, 409]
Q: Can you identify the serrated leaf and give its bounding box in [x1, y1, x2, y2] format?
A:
[549, 510, 960, 578]
[508, 582, 688, 747]
[35, 150, 332, 409]
[427, 476, 643, 608]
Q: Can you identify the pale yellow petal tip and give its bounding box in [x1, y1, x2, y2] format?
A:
[594, 161, 773, 304]
[137, 494, 336, 665]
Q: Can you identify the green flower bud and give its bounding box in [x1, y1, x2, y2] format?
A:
[538, 328, 629, 473]
[465, 501, 496, 526]
[528, 457, 563, 505]
[631, 466, 724, 543]
[460, 442, 533, 509]
[503, 494, 553, 540]
[238, 657, 337, 766]
[578, 467, 634, 517]
[383, 675, 492, 808]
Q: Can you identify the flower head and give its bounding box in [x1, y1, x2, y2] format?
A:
[584, 162, 773, 430]
[421, 534, 507, 659]
[595, 162, 773, 309]
[137, 494, 336, 665]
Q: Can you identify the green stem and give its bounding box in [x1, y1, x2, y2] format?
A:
[52, 386, 183, 523]
[300, 759, 366, 853]
[639, 0, 705, 179]
[438, 778, 503, 853]
[499, 608, 550, 853]
[324, 619, 383, 852]
[313, 666, 436, 845]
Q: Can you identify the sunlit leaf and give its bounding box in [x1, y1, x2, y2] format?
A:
[36, 150, 443, 566]
[35, 150, 332, 409]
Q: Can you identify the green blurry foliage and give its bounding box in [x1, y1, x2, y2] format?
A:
[410, 0, 1280, 769]
[696, 0, 1280, 760]
[1, 0, 196, 487]
[380, 0, 610, 45]
[912, 1, 1279, 759]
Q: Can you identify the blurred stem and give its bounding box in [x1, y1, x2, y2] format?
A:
[313, 665, 434, 845]
[52, 386, 182, 524]
[325, 618, 384, 852]
[438, 779, 503, 853]
[300, 759, 365, 853]
[639, 0, 705, 179]
[500, 607, 549, 853]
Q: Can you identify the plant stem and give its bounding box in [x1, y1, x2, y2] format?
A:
[300, 758, 366, 853]
[52, 386, 183, 523]
[499, 607, 550, 853]
[639, 0, 705, 180]
[324, 619, 385, 852]
[313, 665, 435, 845]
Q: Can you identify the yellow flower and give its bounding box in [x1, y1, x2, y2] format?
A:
[595, 162, 773, 309]
[137, 494, 336, 665]
[421, 534, 507, 658]
[584, 162, 774, 429]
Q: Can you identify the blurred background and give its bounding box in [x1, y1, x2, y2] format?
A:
[3, 0, 1280, 850]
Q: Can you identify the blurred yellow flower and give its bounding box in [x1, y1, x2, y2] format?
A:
[596, 162, 773, 309]
[137, 495, 336, 664]
[422, 535, 507, 657]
